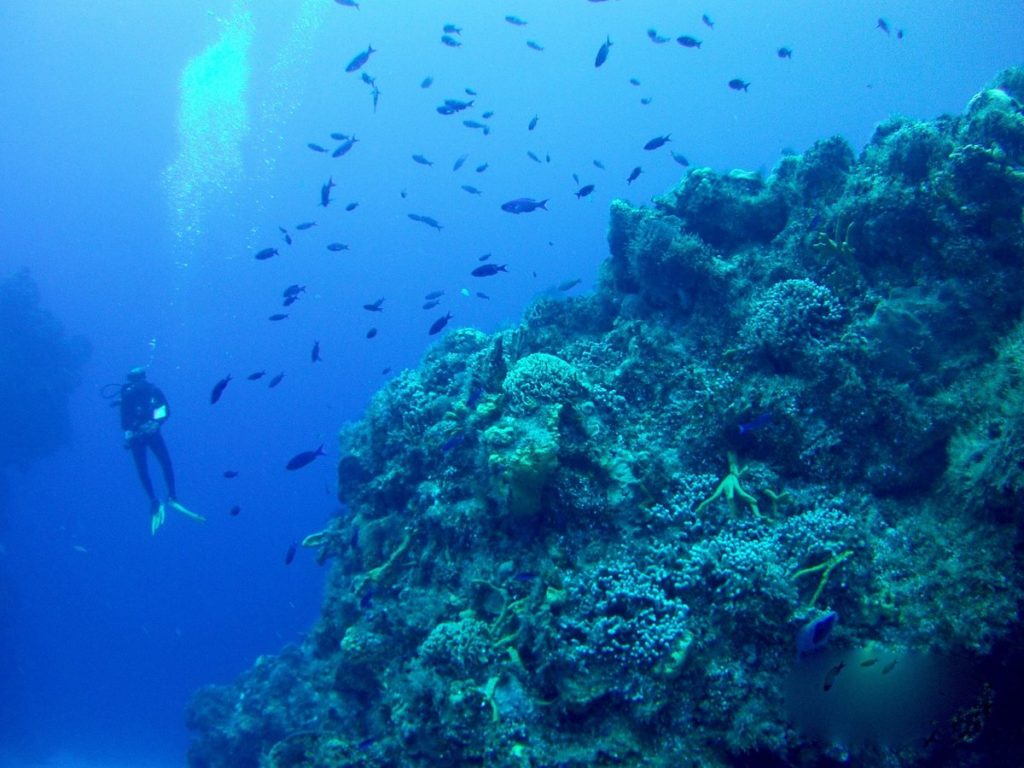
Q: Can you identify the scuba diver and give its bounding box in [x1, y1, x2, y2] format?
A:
[119, 368, 204, 534]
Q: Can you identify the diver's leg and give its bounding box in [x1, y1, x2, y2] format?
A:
[131, 440, 157, 505]
[149, 432, 177, 499]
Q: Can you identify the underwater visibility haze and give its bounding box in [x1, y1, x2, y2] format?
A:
[1, 1, 1023, 766]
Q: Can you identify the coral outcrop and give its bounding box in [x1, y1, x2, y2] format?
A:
[186, 70, 1024, 768]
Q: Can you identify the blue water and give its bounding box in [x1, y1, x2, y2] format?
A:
[0, 1, 1020, 765]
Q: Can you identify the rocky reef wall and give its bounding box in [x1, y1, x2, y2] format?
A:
[185, 70, 1024, 768]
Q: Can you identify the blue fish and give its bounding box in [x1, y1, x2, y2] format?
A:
[738, 412, 773, 435]
[594, 36, 613, 67]
[286, 444, 325, 471]
[345, 45, 376, 73]
[501, 197, 548, 214]
[320, 176, 336, 207]
[285, 541, 297, 565]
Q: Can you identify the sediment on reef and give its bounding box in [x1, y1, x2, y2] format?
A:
[185, 69, 1024, 768]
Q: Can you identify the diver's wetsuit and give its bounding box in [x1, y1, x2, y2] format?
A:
[120, 379, 176, 505]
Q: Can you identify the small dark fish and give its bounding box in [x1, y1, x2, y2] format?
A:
[334, 0, 359, 7]
[363, 298, 384, 312]
[877, 18, 890, 35]
[677, 36, 701, 48]
[527, 40, 544, 51]
[408, 213, 443, 230]
[558, 278, 582, 292]
[629, 77, 641, 86]
[327, 242, 350, 252]
[255, 247, 278, 261]
[478, 252, 492, 261]
[412, 154, 433, 166]
[501, 197, 547, 214]
[595, 35, 613, 67]
[481, 110, 494, 119]
[366, 327, 378, 339]
[441, 35, 461, 48]
[823, 661, 845, 692]
[329, 132, 349, 140]
[702, 13, 714, 28]
[381, 367, 391, 375]
[528, 115, 539, 131]
[210, 375, 232, 404]
[644, 134, 671, 151]
[441, 433, 465, 452]
[356, 737, 375, 750]
[428, 312, 454, 335]
[311, 341, 322, 362]
[425, 289, 445, 300]
[229, 505, 241, 517]
[278, 227, 292, 245]
[466, 386, 485, 408]
[728, 78, 750, 92]
[422, 299, 441, 310]
[897, 28, 904, 40]
[505, 15, 527, 25]
[307, 143, 328, 153]
[283, 284, 305, 297]
[777, 47, 793, 59]
[320, 176, 336, 207]
[443, 97, 474, 111]
[527, 150, 542, 163]
[881, 659, 898, 675]
[333, 137, 358, 157]
[475, 162, 488, 173]
[286, 444, 326, 471]
[647, 28, 670, 44]
[295, 221, 316, 230]
[626, 166, 642, 184]
[223, 470, 239, 479]
[472, 264, 507, 277]
[453, 154, 468, 171]
[345, 45, 376, 73]
[593, 159, 605, 169]
[738, 412, 773, 435]
[420, 75, 433, 89]
[360, 71, 375, 86]
[860, 657, 880, 668]
[513, 571, 537, 582]
[463, 119, 487, 131]
[671, 151, 690, 167]
[640, 96, 652, 105]
[283, 295, 300, 307]
[344, 202, 359, 212]
[443, 23, 461, 35]
[476, 291, 489, 299]
[268, 372, 285, 388]
[269, 313, 288, 321]
[575, 184, 595, 199]
[247, 371, 266, 381]
[285, 542, 297, 565]
[460, 181, 481, 194]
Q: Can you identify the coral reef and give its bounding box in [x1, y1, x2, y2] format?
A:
[186, 70, 1024, 768]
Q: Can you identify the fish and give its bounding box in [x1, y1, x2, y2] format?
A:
[269, 313, 288, 321]
[505, 15, 527, 25]
[528, 115, 539, 131]
[311, 341, 322, 362]
[420, 75, 433, 88]
[461, 184, 483, 195]
[500, 197, 548, 214]
[593, 159, 605, 169]
[481, 111, 494, 119]
[283, 295, 299, 307]
[443, 23, 461, 35]
[472, 264, 508, 277]
[286, 444, 326, 471]
[558, 278, 582, 292]
[463, 120, 488, 131]
[307, 143, 328, 153]
[333, 137, 358, 158]
[443, 98, 474, 112]
[210, 375, 232, 404]
[441, 433, 465, 452]
[278, 227, 292, 245]
[283, 284, 305, 297]
[640, 97, 652, 105]
[366, 327, 378, 339]
[285, 542, 297, 565]
[408, 213, 443, 230]
[229, 505, 241, 517]
[881, 659, 898, 675]
[329, 132, 349, 140]
[647, 28, 670, 44]
[738, 412, 773, 435]
[223, 470, 239, 478]
[334, 0, 359, 7]
[728, 78, 750, 92]
[671, 151, 690, 167]
[268, 372, 285, 388]
[860, 657, 880, 668]
[381, 367, 391, 375]
[644, 134, 671, 151]
[429, 312, 454, 335]
[478, 253, 492, 261]
[466, 386, 485, 408]
[295, 222, 316, 230]
[345, 45, 376, 73]
[254, 247, 278, 261]
[475, 162, 489, 173]
[677, 36, 701, 48]
[422, 299, 441, 310]
[425, 290, 445, 300]
[777, 47, 793, 59]
[877, 18, 891, 35]
[441, 35, 461, 48]
[327, 242, 350, 252]
[412, 154, 433, 166]
[527, 151, 542, 164]
[453, 154, 468, 171]
[594, 36, 612, 67]
[629, 77, 641, 86]
[360, 72, 375, 85]
[575, 184, 595, 199]
[626, 166, 642, 184]
[320, 176, 336, 207]
[823, 661, 845, 692]
[476, 291, 489, 300]
[247, 371, 266, 381]
[363, 298, 385, 312]
[702, 13, 714, 28]
[527, 40, 544, 51]
[345, 202, 359, 212]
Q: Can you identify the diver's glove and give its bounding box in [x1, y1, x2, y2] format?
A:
[150, 500, 166, 535]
